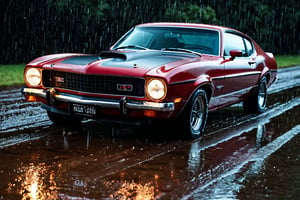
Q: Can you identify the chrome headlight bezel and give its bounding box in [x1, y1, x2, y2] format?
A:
[24, 67, 42, 87]
[145, 78, 167, 101]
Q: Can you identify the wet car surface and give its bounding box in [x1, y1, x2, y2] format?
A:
[0, 66, 299, 199]
[22, 23, 278, 139]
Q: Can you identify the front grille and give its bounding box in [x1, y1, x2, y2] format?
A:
[42, 70, 145, 97]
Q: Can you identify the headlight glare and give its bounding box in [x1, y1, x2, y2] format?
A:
[25, 68, 42, 86]
[146, 78, 167, 101]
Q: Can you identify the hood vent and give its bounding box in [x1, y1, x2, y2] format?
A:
[99, 51, 127, 60]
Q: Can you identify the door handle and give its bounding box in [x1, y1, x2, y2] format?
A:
[248, 61, 256, 68]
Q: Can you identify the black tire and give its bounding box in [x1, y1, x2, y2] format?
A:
[180, 89, 208, 139]
[47, 111, 82, 126]
[243, 77, 267, 113]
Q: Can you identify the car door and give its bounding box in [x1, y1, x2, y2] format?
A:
[221, 32, 260, 105]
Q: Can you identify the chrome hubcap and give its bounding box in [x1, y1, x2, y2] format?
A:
[190, 96, 205, 135]
[258, 82, 267, 108]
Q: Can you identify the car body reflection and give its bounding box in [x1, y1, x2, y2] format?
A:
[7, 123, 273, 199]
[6, 111, 280, 200]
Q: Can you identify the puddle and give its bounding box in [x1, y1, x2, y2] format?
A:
[0, 79, 299, 199]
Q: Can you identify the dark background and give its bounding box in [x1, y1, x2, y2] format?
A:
[1, 0, 299, 64]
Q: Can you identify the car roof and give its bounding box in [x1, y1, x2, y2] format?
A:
[136, 22, 245, 36]
[137, 22, 227, 31]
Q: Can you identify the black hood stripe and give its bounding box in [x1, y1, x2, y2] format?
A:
[60, 51, 196, 68]
[102, 56, 182, 68]
[61, 55, 100, 65]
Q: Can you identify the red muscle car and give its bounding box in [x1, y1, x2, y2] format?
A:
[22, 22, 277, 139]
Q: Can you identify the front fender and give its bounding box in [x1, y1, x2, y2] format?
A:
[174, 74, 213, 117]
[193, 74, 214, 100]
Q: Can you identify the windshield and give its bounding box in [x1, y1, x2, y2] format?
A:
[113, 26, 220, 56]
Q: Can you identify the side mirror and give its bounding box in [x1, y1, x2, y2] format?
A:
[229, 50, 243, 60]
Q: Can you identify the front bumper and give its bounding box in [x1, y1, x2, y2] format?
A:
[22, 88, 175, 115]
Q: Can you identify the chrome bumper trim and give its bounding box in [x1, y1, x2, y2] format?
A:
[22, 88, 175, 112]
[22, 87, 47, 98]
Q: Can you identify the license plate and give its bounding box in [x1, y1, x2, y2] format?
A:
[71, 103, 96, 116]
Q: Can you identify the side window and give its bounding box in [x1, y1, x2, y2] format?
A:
[224, 33, 246, 56]
[244, 38, 254, 56]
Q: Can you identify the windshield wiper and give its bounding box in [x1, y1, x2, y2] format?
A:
[162, 48, 202, 57]
[115, 45, 149, 50]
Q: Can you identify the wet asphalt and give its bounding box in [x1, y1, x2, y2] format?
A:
[0, 66, 299, 199]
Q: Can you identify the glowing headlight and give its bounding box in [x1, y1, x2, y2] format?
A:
[146, 79, 167, 101]
[25, 68, 42, 86]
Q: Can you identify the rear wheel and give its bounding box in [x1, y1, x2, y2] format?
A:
[181, 89, 208, 139]
[47, 111, 82, 126]
[243, 77, 267, 113]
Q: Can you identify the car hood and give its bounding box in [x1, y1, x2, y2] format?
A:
[30, 50, 200, 76]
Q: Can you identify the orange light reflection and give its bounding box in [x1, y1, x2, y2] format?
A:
[106, 179, 157, 200]
[8, 163, 59, 200]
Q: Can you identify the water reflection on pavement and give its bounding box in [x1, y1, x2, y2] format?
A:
[0, 67, 299, 199]
[1, 96, 299, 199]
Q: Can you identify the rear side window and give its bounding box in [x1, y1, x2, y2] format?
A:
[224, 32, 254, 57]
[244, 38, 254, 56]
[224, 33, 245, 56]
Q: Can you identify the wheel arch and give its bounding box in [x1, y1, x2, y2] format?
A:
[176, 82, 213, 117]
[263, 71, 271, 85]
[200, 84, 213, 102]
[260, 66, 271, 85]
[177, 84, 210, 139]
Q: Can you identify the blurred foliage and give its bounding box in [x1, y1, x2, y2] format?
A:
[276, 55, 300, 68]
[48, 0, 110, 23]
[165, 3, 218, 24]
[0, 0, 299, 64]
[0, 64, 24, 86]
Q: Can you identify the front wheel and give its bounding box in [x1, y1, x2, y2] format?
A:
[180, 89, 208, 139]
[243, 77, 267, 113]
